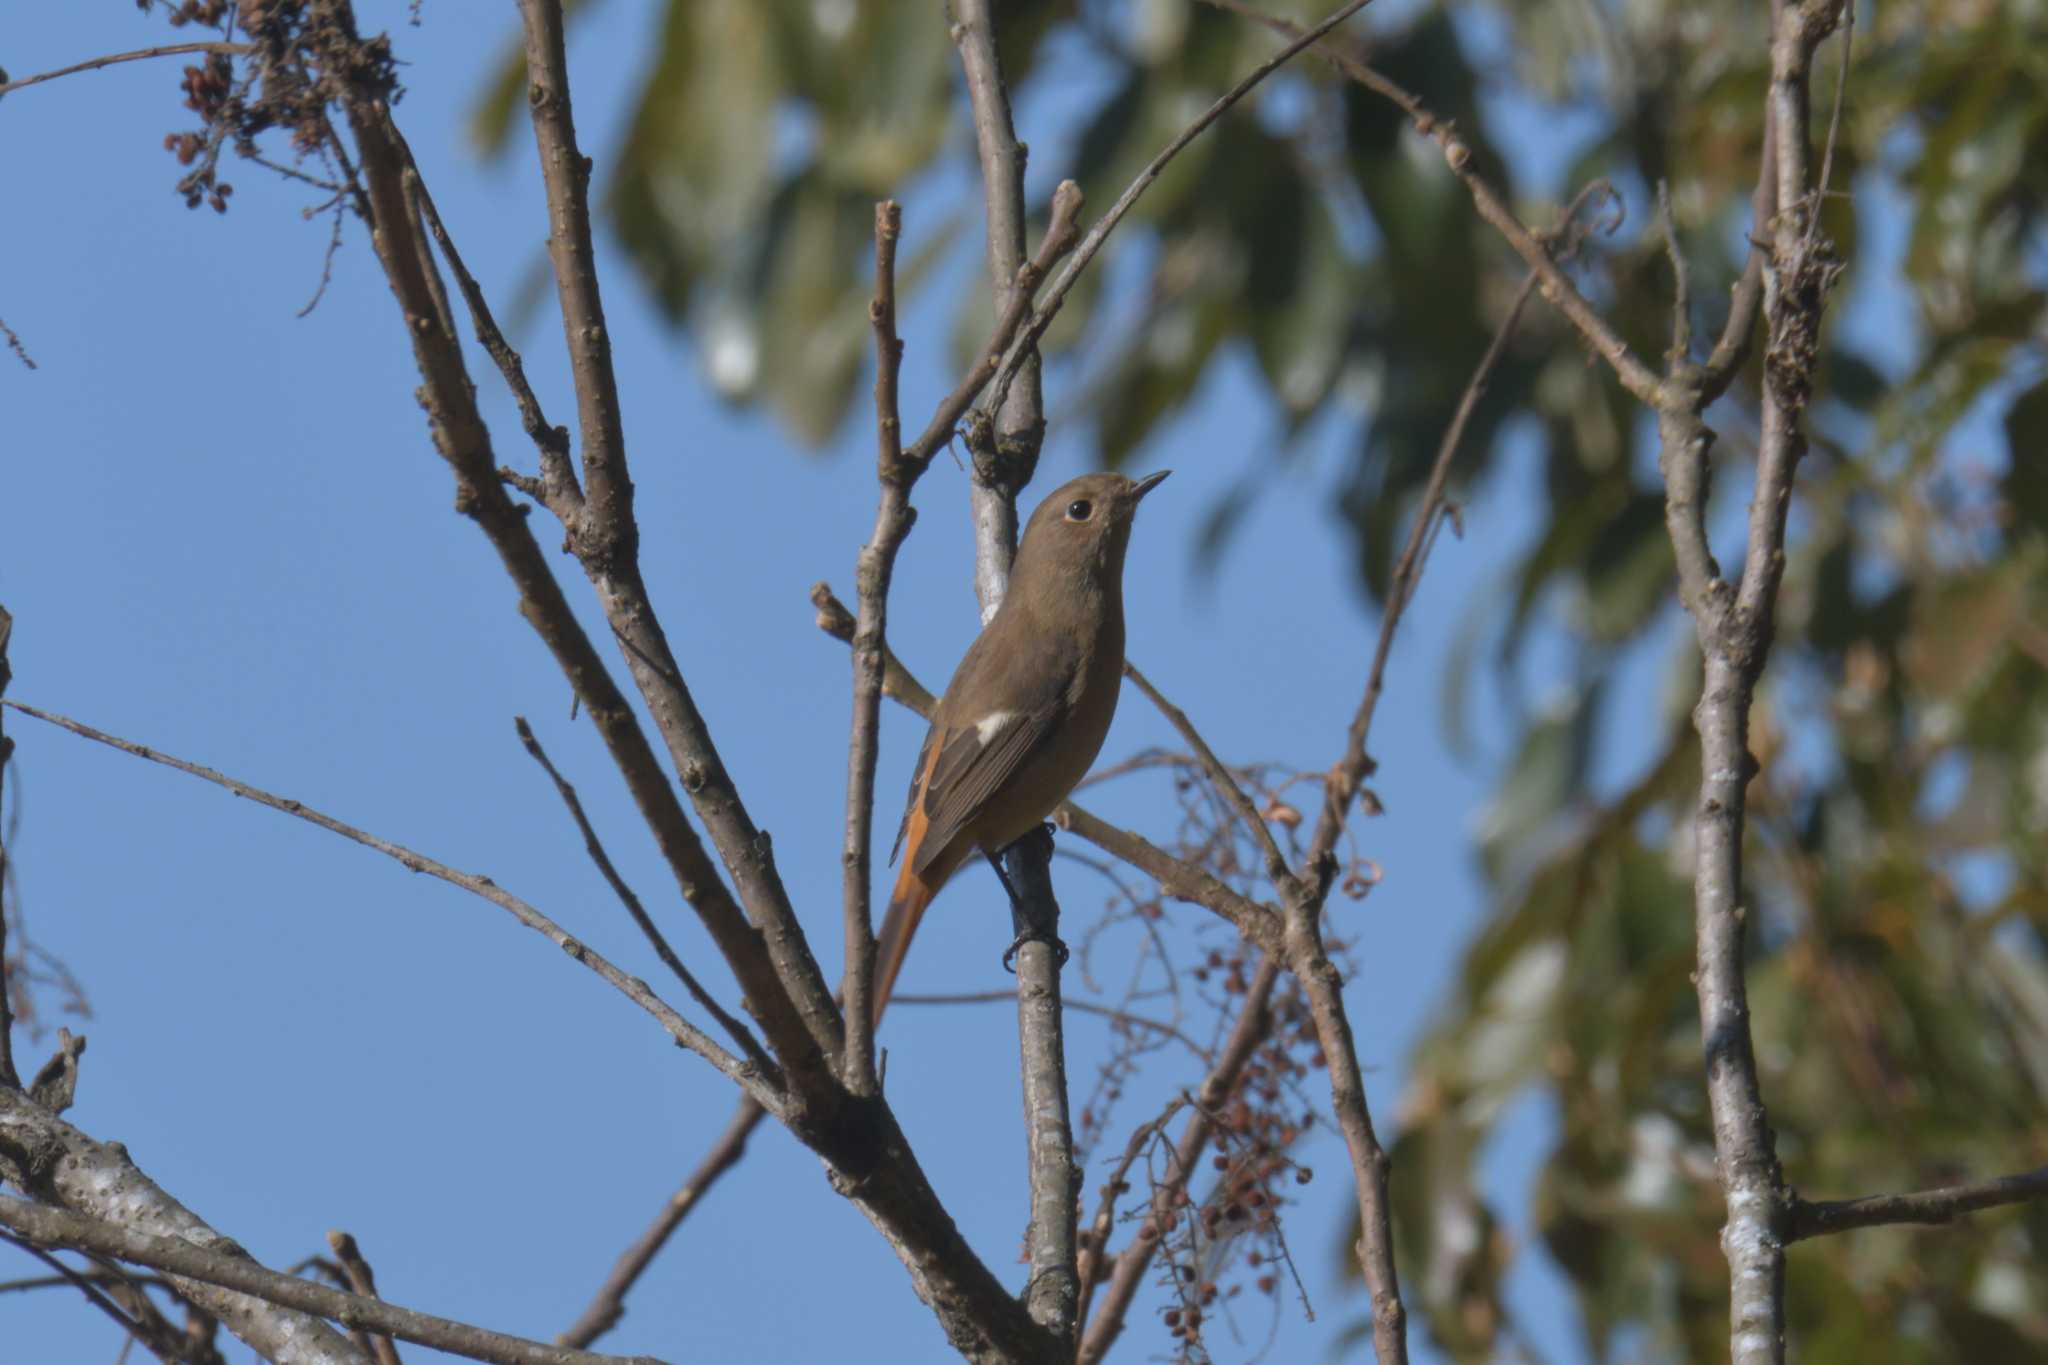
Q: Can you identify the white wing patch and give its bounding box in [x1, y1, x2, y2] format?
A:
[974, 710, 1017, 745]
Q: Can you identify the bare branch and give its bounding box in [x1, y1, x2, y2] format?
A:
[396, 132, 576, 509]
[0, 43, 253, 98]
[558, 1097, 763, 1350]
[513, 718, 774, 1078]
[316, 33, 833, 1087]
[841, 201, 908, 1087]
[1060, 807, 1282, 950]
[2, 702, 775, 1105]
[1645, 3, 1849, 1360]
[513, 0, 844, 1066]
[951, 0, 1046, 614]
[0, 1091, 366, 1364]
[0, 1196, 658, 1365]
[295, 33, 1061, 1351]
[513, 0, 626, 523]
[1303, 194, 1591, 872]
[1000, 827, 1082, 1345]
[1786, 1167, 2048, 1243]
[0, 1238, 177, 1364]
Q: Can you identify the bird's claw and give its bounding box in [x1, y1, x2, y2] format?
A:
[1002, 930, 1069, 974]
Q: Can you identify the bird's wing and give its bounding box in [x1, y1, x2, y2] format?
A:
[909, 696, 1068, 879]
[889, 724, 938, 867]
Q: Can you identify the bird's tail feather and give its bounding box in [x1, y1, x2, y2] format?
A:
[871, 860, 937, 1029]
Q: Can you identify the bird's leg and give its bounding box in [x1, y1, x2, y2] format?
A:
[981, 844, 1025, 909]
[988, 825, 1068, 973]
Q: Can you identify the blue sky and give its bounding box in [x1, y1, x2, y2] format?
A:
[0, 4, 1903, 1363]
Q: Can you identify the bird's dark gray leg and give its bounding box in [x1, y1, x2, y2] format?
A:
[987, 824, 1067, 973]
[981, 844, 1025, 907]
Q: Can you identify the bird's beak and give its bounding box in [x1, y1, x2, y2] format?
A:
[1131, 470, 1171, 502]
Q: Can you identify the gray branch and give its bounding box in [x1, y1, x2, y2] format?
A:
[0, 1189, 658, 1365]
[1787, 1167, 2048, 1242]
[1, 1090, 368, 1365]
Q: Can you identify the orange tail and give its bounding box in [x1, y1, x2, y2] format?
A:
[871, 859, 938, 1029]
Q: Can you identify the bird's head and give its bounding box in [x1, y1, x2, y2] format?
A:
[1012, 470, 1170, 589]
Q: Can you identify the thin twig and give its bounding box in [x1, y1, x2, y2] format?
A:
[1204, 0, 1666, 408]
[295, 198, 349, 319]
[326, 1232, 402, 1365]
[395, 128, 577, 510]
[3, 701, 774, 1105]
[0, 316, 35, 371]
[900, 181, 1084, 471]
[1308, 259, 1545, 870]
[1702, 123, 1775, 397]
[1073, 1096, 1186, 1330]
[841, 200, 907, 1086]
[1658, 182, 1695, 364]
[0, 1238, 177, 1364]
[0, 43, 253, 98]
[1786, 1166, 2048, 1242]
[989, 0, 1382, 419]
[0, 1270, 174, 1296]
[557, 1098, 764, 1349]
[0, 1197, 661, 1365]
[1304, 180, 1610, 874]
[1125, 663, 1299, 897]
[1805, 0, 1854, 252]
[892, 991, 1207, 1059]
[513, 717, 774, 1078]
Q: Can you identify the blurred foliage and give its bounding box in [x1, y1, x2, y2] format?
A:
[476, 0, 2048, 1358]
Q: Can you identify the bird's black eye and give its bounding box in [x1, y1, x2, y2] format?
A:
[1065, 499, 1094, 522]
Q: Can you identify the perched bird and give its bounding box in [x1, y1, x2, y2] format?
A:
[872, 469, 1170, 1026]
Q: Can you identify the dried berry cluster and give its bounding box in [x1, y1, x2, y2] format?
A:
[1134, 976, 1326, 1360]
[150, 0, 399, 213]
[1041, 724, 1376, 1355]
[1178, 1000, 1320, 1351]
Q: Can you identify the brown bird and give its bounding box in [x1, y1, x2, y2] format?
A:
[872, 469, 1169, 1026]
